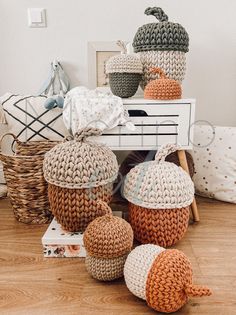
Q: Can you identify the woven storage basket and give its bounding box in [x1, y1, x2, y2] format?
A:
[124, 244, 212, 313]
[84, 201, 133, 281]
[0, 133, 56, 224]
[132, 7, 189, 89]
[106, 41, 142, 98]
[43, 128, 119, 232]
[123, 144, 194, 247]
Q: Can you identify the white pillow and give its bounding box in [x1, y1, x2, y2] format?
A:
[191, 125, 236, 203]
[0, 93, 68, 141]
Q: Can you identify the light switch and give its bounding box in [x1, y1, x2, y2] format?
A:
[28, 8, 46, 28]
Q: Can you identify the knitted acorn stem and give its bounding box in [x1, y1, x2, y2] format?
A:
[97, 200, 113, 216]
[145, 7, 168, 22]
[116, 40, 127, 54]
[149, 67, 167, 79]
[185, 284, 212, 297]
[75, 127, 102, 142]
[155, 143, 180, 163]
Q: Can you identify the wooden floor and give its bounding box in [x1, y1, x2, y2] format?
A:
[0, 197, 236, 315]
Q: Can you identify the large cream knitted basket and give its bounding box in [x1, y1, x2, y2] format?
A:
[43, 128, 119, 232]
[123, 144, 194, 247]
[132, 7, 189, 89]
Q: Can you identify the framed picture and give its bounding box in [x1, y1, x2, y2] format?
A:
[88, 41, 122, 89]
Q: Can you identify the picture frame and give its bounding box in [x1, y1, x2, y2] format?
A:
[87, 41, 123, 89]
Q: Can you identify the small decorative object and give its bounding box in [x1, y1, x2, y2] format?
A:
[123, 143, 194, 247]
[42, 218, 86, 258]
[105, 41, 143, 98]
[133, 7, 189, 89]
[39, 59, 70, 109]
[84, 201, 133, 281]
[43, 127, 119, 232]
[0, 133, 55, 224]
[144, 68, 182, 100]
[124, 244, 212, 313]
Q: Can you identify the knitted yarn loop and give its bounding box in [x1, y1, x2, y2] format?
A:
[74, 127, 102, 142]
[145, 7, 168, 22]
[184, 284, 212, 298]
[155, 143, 180, 163]
[149, 67, 167, 79]
[116, 40, 127, 54]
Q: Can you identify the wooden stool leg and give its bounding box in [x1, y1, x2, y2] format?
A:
[177, 150, 200, 222]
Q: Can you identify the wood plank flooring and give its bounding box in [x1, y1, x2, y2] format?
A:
[0, 197, 236, 315]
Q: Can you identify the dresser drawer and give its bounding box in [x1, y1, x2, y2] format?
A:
[95, 99, 195, 150]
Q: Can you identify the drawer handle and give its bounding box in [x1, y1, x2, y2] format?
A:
[128, 110, 148, 117]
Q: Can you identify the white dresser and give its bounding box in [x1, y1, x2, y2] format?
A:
[96, 98, 195, 151]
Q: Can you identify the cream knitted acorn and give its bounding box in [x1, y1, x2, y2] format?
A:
[106, 41, 142, 98]
[124, 244, 212, 313]
[43, 128, 118, 232]
[132, 7, 189, 89]
[84, 201, 133, 281]
[123, 143, 194, 247]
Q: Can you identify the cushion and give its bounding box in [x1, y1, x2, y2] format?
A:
[0, 93, 68, 141]
[191, 125, 236, 203]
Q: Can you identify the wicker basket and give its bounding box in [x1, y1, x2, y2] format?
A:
[0, 133, 56, 224]
[43, 128, 119, 232]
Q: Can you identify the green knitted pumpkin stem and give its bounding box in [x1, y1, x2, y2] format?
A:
[145, 7, 168, 22]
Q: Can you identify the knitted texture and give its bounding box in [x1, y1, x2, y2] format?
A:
[106, 55, 143, 74]
[118, 150, 195, 178]
[146, 249, 212, 312]
[144, 68, 182, 100]
[106, 40, 142, 74]
[133, 7, 189, 53]
[124, 244, 164, 300]
[48, 183, 112, 232]
[43, 128, 118, 189]
[85, 253, 128, 281]
[124, 244, 212, 313]
[109, 73, 141, 98]
[129, 203, 190, 247]
[138, 50, 186, 89]
[124, 144, 194, 209]
[84, 202, 133, 258]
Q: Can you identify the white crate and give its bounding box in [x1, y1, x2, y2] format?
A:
[95, 98, 195, 150]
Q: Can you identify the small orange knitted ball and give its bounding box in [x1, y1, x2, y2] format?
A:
[144, 67, 182, 100]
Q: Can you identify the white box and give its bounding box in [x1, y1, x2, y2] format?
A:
[42, 218, 86, 258]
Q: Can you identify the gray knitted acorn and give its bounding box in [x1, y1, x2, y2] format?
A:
[133, 7, 189, 89]
[106, 41, 143, 98]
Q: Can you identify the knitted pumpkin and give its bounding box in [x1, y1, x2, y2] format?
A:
[43, 128, 118, 232]
[144, 68, 182, 100]
[124, 244, 212, 313]
[123, 143, 194, 247]
[106, 41, 143, 98]
[84, 201, 133, 281]
[133, 7, 189, 89]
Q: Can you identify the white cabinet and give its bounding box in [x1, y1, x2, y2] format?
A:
[95, 98, 195, 150]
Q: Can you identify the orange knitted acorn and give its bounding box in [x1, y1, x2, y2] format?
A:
[144, 67, 182, 100]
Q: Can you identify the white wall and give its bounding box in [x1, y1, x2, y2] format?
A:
[0, 0, 236, 126]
